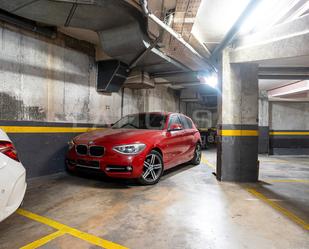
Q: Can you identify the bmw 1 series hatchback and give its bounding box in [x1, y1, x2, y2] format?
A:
[66, 112, 202, 185]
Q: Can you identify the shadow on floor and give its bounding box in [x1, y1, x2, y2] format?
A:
[58, 161, 199, 189]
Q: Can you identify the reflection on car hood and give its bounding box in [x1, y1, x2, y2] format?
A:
[74, 128, 163, 145]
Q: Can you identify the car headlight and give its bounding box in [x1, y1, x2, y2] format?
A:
[113, 143, 146, 155]
[68, 140, 75, 150]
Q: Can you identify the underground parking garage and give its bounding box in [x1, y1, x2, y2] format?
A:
[0, 0, 308, 248]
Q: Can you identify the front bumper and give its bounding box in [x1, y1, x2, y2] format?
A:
[66, 149, 146, 178]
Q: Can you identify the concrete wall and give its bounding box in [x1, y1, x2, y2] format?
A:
[0, 23, 180, 177]
[269, 101, 309, 155]
[181, 102, 217, 128]
[0, 24, 179, 125]
[270, 102, 309, 130]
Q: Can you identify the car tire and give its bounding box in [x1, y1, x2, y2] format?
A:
[191, 143, 202, 165]
[138, 150, 164, 185]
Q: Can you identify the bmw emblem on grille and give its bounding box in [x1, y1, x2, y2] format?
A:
[89, 141, 94, 145]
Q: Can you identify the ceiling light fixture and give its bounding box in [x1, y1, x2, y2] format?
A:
[198, 72, 219, 89]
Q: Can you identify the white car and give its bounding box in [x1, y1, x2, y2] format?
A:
[0, 128, 27, 222]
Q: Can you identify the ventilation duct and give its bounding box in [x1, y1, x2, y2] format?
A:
[97, 60, 129, 93]
[123, 69, 155, 89]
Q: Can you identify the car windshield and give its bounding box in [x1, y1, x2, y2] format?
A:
[112, 113, 166, 130]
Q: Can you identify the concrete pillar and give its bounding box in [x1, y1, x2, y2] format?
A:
[217, 49, 259, 182]
[258, 90, 269, 154]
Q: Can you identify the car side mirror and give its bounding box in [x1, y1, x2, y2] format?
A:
[168, 123, 183, 131]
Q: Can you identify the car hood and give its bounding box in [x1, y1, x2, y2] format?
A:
[73, 128, 164, 145]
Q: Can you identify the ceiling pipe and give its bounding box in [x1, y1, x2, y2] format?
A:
[210, 0, 262, 62]
[139, 0, 217, 72]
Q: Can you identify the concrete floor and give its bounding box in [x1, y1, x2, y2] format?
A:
[0, 149, 308, 249]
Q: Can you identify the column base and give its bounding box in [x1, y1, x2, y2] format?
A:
[216, 125, 259, 182]
[258, 126, 269, 154]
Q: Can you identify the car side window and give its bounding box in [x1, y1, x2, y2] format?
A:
[168, 115, 181, 129]
[185, 117, 193, 129]
[179, 115, 189, 129]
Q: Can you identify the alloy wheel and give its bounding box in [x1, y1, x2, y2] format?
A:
[142, 153, 163, 183]
[195, 144, 202, 164]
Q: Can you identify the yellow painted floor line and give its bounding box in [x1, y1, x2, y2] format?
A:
[20, 230, 66, 249]
[247, 188, 309, 231]
[266, 179, 309, 183]
[201, 155, 215, 169]
[17, 209, 128, 249]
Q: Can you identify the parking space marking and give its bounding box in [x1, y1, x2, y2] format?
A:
[201, 155, 215, 169]
[247, 188, 309, 231]
[17, 209, 128, 249]
[20, 230, 66, 249]
[266, 179, 309, 183]
[200, 158, 309, 230]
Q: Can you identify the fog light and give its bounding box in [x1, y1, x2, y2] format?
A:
[126, 166, 133, 171]
[67, 159, 76, 165]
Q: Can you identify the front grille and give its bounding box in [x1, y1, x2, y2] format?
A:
[76, 159, 100, 169]
[89, 146, 104, 157]
[76, 145, 88, 155]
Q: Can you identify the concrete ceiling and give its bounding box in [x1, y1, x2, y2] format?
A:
[191, 0, 309, 53]
[192, 0, 250, 52]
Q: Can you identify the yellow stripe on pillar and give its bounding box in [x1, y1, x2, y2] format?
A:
[269, 131, 309, 136]
[219, 130, 259, 136]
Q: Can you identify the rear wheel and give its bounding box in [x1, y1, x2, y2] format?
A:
[191, 143, 202, 165]
[138, 150, 163, 185]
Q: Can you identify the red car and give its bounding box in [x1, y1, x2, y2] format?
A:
[66, 112, 201, 185]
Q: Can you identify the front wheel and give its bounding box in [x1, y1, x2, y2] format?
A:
[138, 150, 164, 185]
[191, 143, 202, 165]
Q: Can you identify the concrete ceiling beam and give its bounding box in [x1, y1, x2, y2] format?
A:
[268, 80, 309, 97]
[230, 14, 309, 64]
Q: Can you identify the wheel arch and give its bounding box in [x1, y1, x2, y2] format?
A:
[151, 147, 163, 159]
